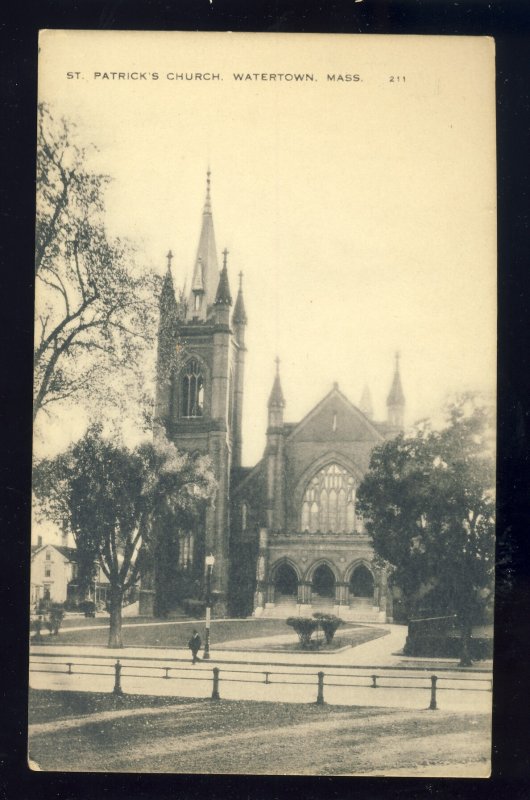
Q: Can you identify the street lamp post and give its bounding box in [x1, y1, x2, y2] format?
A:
[203, 553, 215, 660]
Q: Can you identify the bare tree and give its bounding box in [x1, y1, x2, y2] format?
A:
[34, 103, 159, 424]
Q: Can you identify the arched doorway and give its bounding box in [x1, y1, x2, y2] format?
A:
[311, 564, 336, 607]
[349, 564, 375, 606]
[273, 562, 298, 605]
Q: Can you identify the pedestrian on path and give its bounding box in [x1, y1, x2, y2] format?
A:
[188, 629, 202, 664]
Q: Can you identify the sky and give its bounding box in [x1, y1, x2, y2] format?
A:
[36, 31, 496, 471]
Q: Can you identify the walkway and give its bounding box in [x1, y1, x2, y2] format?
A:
[30, 623, 492, 713]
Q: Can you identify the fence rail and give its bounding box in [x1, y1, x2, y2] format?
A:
[29, 653, 492, 710]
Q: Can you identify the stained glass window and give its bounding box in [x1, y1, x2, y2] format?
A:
[301, 463, 356, 533]
[181, 359, 204, 417]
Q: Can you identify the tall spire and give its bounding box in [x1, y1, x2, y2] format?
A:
[359, 384, 374, 419]
[387, 351, 405, 427]
[204, 167, 212, 214]
[268, 357, 285, 408]
[188, 169, 219, 318]
[159, 249, 177, 313]
[215, 247, 232, 305]
[232, 270, 248, 325]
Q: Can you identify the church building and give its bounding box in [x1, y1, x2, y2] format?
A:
[141, 173, 406, 623]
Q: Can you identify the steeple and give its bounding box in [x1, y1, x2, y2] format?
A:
[359, 384, 374, 420]
[232, 271, 248, 326]
[159, 249, 178, 318]
[268, 357, 285, 409]
[188, 169, 219, 319]
[386, 352, 405, 428]
[215, 248, 232, 306]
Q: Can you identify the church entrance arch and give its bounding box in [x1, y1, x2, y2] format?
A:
[349, 564, 375, 603]
[273, 562, 298, 605]
[311, 563, 336, 607]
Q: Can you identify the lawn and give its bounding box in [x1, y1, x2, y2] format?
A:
[34, 617, 388, 652]
[28, 689, 491, 776]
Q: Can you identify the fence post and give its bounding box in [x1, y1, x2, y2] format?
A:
[211, 667, 220, 700]
[67, 663, 73, 675]
[429, 675, 437, 710]
[316, 671, 325, 705]
[371, 675, 377, 689]
[264, 672, 270, 685]
[113, 659, 124, 696]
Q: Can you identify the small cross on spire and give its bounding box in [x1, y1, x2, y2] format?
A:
[238, 271, 243, 289]
[275, 356, 280, 373]
[166, 250, 173, 270]
[395, 350, 401, 370]
[222, 248, 229, 268]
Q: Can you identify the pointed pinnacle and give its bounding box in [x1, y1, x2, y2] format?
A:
[204, 169, 212, 213]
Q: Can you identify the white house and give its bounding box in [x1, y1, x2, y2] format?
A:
[30, 543, 77, 607]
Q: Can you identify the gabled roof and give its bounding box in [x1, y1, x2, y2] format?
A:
[286, 383, 384, 444]
[55, 546, 78, 561]
[31, 543, 77, 561]
[231, 458, 265, 495]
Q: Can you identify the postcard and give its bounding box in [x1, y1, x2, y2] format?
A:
[30, 30, 495, 776]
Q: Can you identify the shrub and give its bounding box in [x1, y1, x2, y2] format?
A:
[37, 597, 51, 613]
[286, 617, 319, 648]
[45, 604, 65, 635]
[182, 598, 206, 618]
[31, 615, 44, 638]
[313, 613, 344, 644]
[78, 600, 96, 617]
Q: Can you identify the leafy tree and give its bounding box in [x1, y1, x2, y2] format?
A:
[33, 426, 217, 648]
[34, 103, 159, 425]
[357, 395, 495, 666]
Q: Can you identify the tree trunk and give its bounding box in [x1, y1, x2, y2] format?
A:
[459, 618, 473, 667]
[108, 588, 124, 648]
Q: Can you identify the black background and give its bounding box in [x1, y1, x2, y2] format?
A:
[2, 1, 530, 798]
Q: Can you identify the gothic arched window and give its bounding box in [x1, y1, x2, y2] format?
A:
[181, 359, 204, 418]
[301, 463, 356, 533]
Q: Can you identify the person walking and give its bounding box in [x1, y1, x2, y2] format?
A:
[188, 629, 202, 664]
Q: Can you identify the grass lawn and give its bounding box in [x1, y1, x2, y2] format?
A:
[28, 689, 491, 776]
[58, 615, 174, 629]
[34, 617, 388, 652]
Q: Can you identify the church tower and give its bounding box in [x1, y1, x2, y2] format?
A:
[149, 171, 245, 615]
[386, 352, 406, 429]
[265, 358, 286, 530]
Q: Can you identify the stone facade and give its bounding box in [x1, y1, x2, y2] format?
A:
[232, 380, 402, 622]
[143, 173, 405, 623]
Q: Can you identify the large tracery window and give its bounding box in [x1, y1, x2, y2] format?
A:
[181, 359, 204, 417]
[301, 463, 356, 533]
